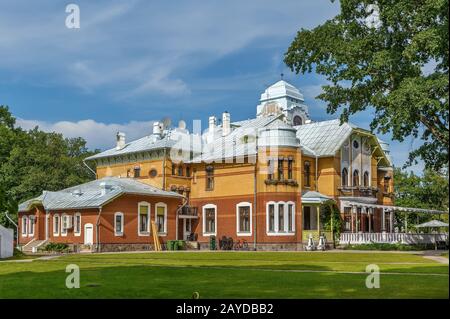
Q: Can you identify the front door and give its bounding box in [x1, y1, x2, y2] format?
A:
[183, 219, 192, 240]
[84, 223, 93, 245]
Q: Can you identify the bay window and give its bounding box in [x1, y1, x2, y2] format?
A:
[266, 201, 295, 235]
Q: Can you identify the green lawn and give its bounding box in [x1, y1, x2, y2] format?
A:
[0, 251, 448, 299]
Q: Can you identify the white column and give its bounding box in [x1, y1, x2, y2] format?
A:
[382, 208, 386, 233]
[368, 208, 372, 233]
[351, 205, 355, 233]
[390, 210, 394, 233]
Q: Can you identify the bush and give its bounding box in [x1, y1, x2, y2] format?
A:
[342, 242, 434, 251]
[41, 243, 69, 253]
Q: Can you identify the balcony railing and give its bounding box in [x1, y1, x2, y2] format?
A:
[339, 232, 449, 244]
[179, 206, 198, 217]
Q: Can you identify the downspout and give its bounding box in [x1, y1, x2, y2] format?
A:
[253, 134, 259, 251]
[315, 155, 318, 192]
[83, 159, 97, 178]
[4, 211, 18, 247]
[163, 148, 167, 191]
[95, 207, 102, 252]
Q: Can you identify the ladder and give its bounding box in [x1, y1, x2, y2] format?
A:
[151, 221, 162, 251]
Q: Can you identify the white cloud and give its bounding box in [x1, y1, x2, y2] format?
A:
[16, 118, 154, 150]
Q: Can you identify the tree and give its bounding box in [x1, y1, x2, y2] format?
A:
[285, 0, 449, 170]
[0, 106, 98, 227]
[393, 167, 449, 230]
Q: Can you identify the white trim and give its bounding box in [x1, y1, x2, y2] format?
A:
[114, 212, 124, 236]
[74, 213, 82, 236]
[155, 202, 168, 236]
[266, 201, 296, 236]
[137, 201, 151, 236]
[202, 204, 217, 236]
[236, 202, 252, 236]
[61, 213, 68, 236]
[53, 214, 60, 237]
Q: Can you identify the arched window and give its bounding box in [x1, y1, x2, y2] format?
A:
[293, 115, 303, 126]
[342, 168, 348, 186]
[363, 171, 370, 187]
[304, 161, 311, 187]
[353, 169, 359, 187]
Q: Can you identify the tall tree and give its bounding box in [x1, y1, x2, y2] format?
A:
[393, 167, 449, 229]
[285, 0, 449, 170]
[0, 106, 97, 227]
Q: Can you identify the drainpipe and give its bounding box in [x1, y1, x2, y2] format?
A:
[95, 207, 102, 252]
[253, 135, 259, 251]
[315, 155, 318, 192]
[4, 211, 18, 247]
[163, 148, 167, 191]
[83, 159, 97, 178]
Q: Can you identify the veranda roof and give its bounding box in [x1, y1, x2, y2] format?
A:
[415, 220, 449, 228]
[340, 200, 448, 215]
[302, 191, 334, 204]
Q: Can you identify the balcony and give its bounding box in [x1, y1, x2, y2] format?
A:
[338, 186, 378, 197]
[179, 206, 198, 218]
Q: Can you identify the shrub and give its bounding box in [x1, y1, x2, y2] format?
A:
[342, 242, 433, 251]
[42, 242, 69, 253]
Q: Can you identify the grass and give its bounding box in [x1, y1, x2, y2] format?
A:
[0, 251, 448, 299]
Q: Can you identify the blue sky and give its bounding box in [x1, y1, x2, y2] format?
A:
[0, 0, 423, 172]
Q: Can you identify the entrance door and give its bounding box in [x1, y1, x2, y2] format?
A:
[84, 223, 93, 245]
[183, 219, 192, 240]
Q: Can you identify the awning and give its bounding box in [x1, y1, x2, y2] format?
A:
[341, 200, 448, 215]
[415, 220, 449, 228]
[302, 191, 334, 204]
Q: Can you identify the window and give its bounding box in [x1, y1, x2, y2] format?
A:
[344, 207, 352, 231]
[138, 202, 150, 235]
[342, 167, 349, 186]
[114, 212, 124, 236]
[134, 166, 141, 178]
[186, 166, 191, 177]
[155, 203, 167, 234]
[384, 176, 391, 193]
[278, 203, 285, 232]
[149, 169, 157, 178]
[236, 202, 252, 235]
[61, 214, 69, 236]
[278, 159, 284, 180]
[353, 140, 359, 149]
[178, 165, 183, 176]
[267, 201, 295, 235]
[206, 166, 214, 191]
[172, 164, 176, 175]
[303, 206, 311, 230]
[203, 204, 216, 236]
[363, 171, 370, 187]
[53, 214, 60, 236]
[28, 216, 35, 236]
[288, 158, 293, 179]
[74, 213, 81, 236]
[353, 169, 359, 187]
[267, 159, 275, 180]
[21, 216, 28, 236]
[304, 161, 311, 187]
[288, 204, 294, 232]
[293, 115, 302, 126]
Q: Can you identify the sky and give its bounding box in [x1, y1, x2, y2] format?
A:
[0, 0, 424, 172]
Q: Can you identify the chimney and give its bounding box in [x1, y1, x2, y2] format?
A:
[99, 182, 113, 196]
[208, 116, 216, 133]
[116, 132, 126, 150]
[222, 111, 230, 136]
[153, 122, 162, 138]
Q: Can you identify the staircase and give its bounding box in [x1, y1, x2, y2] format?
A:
[22, 239, 48, 254]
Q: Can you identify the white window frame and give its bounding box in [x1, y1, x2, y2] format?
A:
[138, 202, 151, 236]
[202, 204, 217, 236]
[266, 201, 296, 236]
[21, 215, 28, 237]
[74, 212, 81, 236]
[61, 213, 68, 236]
[114, 212, 124, 236]
[155, 202, 168, 236]
[28, 216, 35, 237]
[236, 202, 252, 236]
[53, 214, 60, 236]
